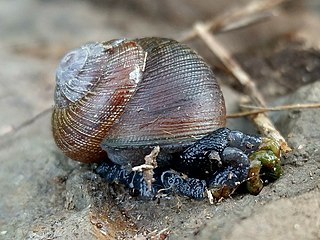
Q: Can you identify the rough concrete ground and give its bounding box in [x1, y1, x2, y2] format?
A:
[1, 1, 320, 239]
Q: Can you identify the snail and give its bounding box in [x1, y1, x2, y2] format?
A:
[52, 37, 281, 199]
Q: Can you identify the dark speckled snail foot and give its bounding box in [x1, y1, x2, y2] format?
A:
[96, 162, 207, 199]
[176, 128, 261, 178]
[96, 161, 157, 199]
[206, 147, 250, 187]
[160, 171, 207, 199]
[96, 128, 266, 200]
[205, 147, 250, 197]
[52, 38, 282, 201]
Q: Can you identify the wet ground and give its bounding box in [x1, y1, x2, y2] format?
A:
[0, 1, 320, 239]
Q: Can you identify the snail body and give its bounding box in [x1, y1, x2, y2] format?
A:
[52, 38, 225, 165]
[52, 38, 281, 199]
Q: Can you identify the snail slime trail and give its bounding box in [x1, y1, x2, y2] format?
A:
[52, 38, 282, 200]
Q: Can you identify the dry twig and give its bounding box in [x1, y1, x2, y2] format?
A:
[180, 0, 288, 42]
[227, 103, 320, 118]
[0, 108, 52, 138]
[132, 146, 160, 190]
[0, 0, 295, 155]
[194, 23, 265, 106]
[194, 21, 291, 152]
[181, 0, 293, 154]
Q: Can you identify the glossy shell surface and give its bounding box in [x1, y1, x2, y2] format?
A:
[52, 38, 226, 163]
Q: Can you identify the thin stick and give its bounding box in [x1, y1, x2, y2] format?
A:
[227, 103, 320, 118]
[194, 23, 291, 152]
[1, 0, 291, 148]
[194, 23, 265, 106]
[180, 0, 288, 42]
[0, 107, 52, 138]
[219, 11, 276, 33]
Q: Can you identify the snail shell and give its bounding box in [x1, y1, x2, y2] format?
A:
[52, 38, 226, 163]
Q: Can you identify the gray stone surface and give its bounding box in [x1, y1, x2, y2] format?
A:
[197, 81, 320, 240]
[1, 1, 320, 239]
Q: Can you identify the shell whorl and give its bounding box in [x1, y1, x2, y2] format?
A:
[52, 38, 226, 163]
[102, 38, 226, 148]
[52, 39, 146, 162]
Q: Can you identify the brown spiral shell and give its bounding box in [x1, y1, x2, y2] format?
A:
[52, 38, 226, 163]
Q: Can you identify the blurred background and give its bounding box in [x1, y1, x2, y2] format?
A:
[1, 1, 320, 239]
[0, 0, 320, 136]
